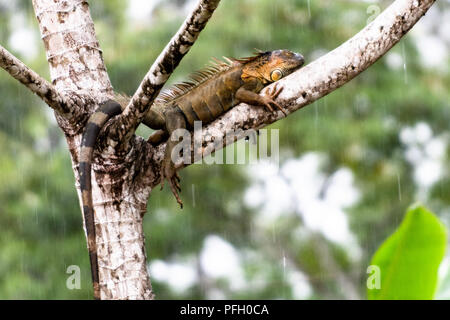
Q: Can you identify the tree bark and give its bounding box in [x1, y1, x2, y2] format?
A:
[32, 0, 154, 299]
[0, 0, 434, 299]
[30, 0, 221, 300]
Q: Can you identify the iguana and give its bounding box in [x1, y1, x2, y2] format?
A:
[79, 49, 304, 299]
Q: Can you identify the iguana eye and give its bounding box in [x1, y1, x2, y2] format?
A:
[270, 69, 283, 81]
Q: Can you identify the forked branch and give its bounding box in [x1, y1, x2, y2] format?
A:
[112, 0, 221, 142]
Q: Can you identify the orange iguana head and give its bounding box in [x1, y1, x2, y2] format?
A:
[242, 49, 305, 84]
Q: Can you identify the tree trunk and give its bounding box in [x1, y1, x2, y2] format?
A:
[32, 0, 154, 299]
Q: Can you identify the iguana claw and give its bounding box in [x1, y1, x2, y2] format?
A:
[264, 83, 287, 116]
[160, 163, 183, 209]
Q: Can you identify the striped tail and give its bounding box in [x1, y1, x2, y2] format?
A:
[79, 100, 122, 300]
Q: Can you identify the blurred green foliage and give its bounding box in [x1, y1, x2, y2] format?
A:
[368, 204, 447, 300]
[0, 0, 448, 299]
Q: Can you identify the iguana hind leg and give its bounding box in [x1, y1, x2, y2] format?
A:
[160, 108, 186, 208]
[148, 129, 169, 145]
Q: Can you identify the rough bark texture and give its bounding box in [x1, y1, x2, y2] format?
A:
[0, 45, 72, 116]
[0, 0, 434, 299]
[32, 0, 155, 300]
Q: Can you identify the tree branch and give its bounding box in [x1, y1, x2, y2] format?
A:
[112, 0, 221, 143]
[0, 45, 73, 117]
[148, 0, 435, 172]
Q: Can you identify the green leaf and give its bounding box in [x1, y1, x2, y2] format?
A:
[367, 204, 447, 300]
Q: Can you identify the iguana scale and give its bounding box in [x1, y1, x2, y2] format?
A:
[79, 49, 304, 299]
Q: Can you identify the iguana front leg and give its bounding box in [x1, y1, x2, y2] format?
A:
[161, 108, 185, 208]
[236, 83, 286, 115]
